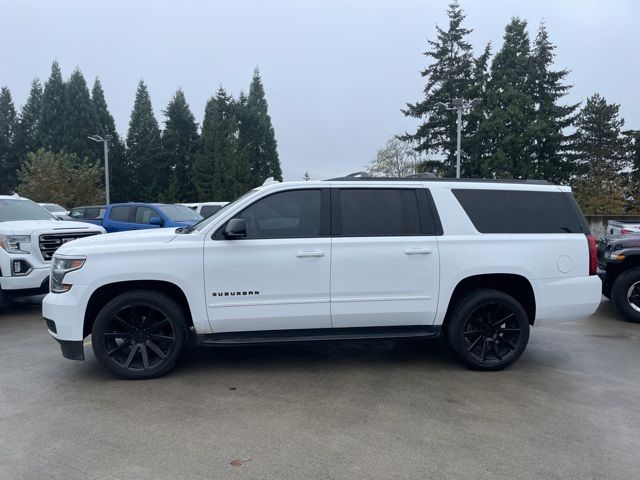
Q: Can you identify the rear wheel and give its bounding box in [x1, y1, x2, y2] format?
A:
[611, 268, 640, 323]
[447, 289, 530, 371]
[91, 290, 187, 379]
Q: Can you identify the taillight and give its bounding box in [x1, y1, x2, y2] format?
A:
[586, 234, 597, 276]
[621, 228, 634, 235]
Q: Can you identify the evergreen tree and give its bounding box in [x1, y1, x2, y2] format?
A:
[62, 68, 99, 159]
[402, 1, 478, 177]
[126, 80, 162, 200]
[474, 18, 536, 178]
[530, 22, 579, 184]
[0, 87, 18, 193]
[628, 130, 640, 181]
[239, 68, 282, 184]
[160, 89, 199, 202]
[14, 79, 43, 160]
[91, 78, 127, 202]
[193, 87, 247, 200]
[572, 94, 630, 214]
[38, 61, 66, 152]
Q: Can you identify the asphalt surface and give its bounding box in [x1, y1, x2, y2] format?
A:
[0, 297, 639, 480]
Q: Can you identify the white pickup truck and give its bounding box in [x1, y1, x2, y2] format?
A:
[0, 195, 104, 310]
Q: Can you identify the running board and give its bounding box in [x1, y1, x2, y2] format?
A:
[197, 325, 441, 346]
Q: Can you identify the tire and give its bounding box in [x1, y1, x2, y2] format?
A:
[446, 289, 530, 371]
[91, 290, 187, 379]
[610, 267, 640, 323]
[602, 280, 611, 300]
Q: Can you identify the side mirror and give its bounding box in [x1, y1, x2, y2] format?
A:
[149, 216, 163, 226]
[224, 218, 247, 239]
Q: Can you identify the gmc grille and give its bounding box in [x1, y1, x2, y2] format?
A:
[39, 232, 99, 261]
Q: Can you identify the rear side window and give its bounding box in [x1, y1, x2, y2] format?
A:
[334, 188, 436, 236]
[84, 207, 103, 220]
[110, 206, 132, 222]
[452, 189, 589, 234]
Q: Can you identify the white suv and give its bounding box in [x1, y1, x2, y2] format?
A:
[0, 195, 104, 310]
[42, 178, 601, 379]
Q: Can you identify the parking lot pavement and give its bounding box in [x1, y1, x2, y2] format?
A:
[0, 299, 638, 480]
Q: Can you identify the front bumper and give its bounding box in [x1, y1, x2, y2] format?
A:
[0, 266, 50, 293]
[45, 330, 85, 360]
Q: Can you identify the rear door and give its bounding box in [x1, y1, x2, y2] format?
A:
[330, 187, 441, 328]
[105, 205, 134, 232]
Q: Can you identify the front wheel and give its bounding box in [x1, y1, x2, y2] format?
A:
[446, 289, 530, 371]
[92, 290, 187, 379]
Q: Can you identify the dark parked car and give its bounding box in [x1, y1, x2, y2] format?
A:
[598, 234, 640, 322]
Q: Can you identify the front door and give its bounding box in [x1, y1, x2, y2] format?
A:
[204, 188, 331, 333]
[330, 187, 440, 328]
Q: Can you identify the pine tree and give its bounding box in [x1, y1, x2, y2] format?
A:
[0, 87, 18, 193]
[126, 80, 162, 200]
[14, 79, 43, 160]
[630, 130, 640, 181]
[62, 68, 99, 159]
[239, 68, 282, 184]
[475, 18, 536, 179]
[572, 94, 630, 214]
[402, 1, 479, 177]
[160, 89, 199, 202]
[92, 78, 127, 202]
[193, 87, 247, 200]
[530, 22, 579, 184]
[38, 61, 66, 152]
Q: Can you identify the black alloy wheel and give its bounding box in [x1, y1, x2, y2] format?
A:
[448, 289, 530, 370]
[463, 303, 522, 365]
[92, 290, 187, 379]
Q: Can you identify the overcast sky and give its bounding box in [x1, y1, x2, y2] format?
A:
[1, 0, 639, 181]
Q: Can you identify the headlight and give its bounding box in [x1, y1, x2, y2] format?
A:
[0, 235, 31, 254]
[50, 256, 86, 293]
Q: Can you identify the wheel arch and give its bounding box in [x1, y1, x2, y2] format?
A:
[83, 280, 194, 338]
[442, 273, 536, 329]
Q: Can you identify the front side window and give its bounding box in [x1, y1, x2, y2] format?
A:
[133, 206, 159, 224]
[230, 189, 322, 239]
[335, 189, 421, 236]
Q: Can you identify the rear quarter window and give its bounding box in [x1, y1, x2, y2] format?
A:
[452, 189, 589, 234]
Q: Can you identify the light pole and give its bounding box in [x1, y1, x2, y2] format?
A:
[88, 134, 112, 204]
[435, 98, 481, 178]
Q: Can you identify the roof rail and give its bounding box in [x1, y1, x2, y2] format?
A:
[325, 174, 550, 185]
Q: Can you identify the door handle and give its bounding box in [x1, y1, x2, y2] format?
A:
[404, 248, 432, 255]
[296, 251, 325, 258]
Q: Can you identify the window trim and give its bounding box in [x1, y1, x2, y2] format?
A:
[331, 187, 439, 237]
[213, 188, 330, 240]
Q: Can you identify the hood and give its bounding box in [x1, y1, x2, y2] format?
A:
[601, 233, 640, 251]
[56, 227, 178, 255]
[0, 219, 104, 236]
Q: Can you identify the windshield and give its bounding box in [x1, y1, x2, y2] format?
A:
[157, 204, 203, 222]
[0, 199, 57, 222]
[41, 203, 67, 213]
[191, 190, 259, 232]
